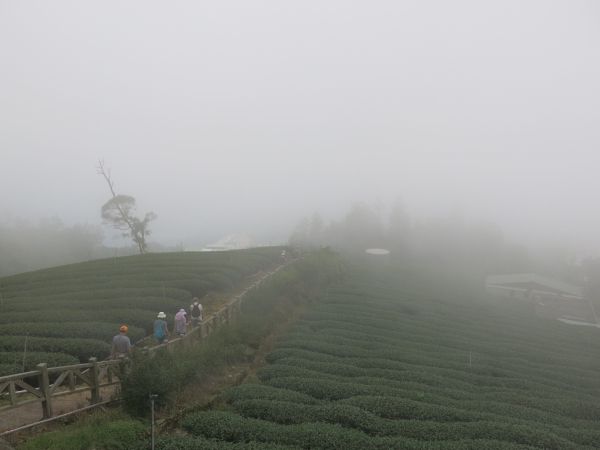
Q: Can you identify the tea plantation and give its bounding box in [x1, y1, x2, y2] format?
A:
[0, 248, 283, 373]
[174, 265, 600, 450]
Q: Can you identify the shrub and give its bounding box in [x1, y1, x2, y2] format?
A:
[0, 335, 110, 362]
[121, 349, 180, 416]
[0, 351, 78, 375]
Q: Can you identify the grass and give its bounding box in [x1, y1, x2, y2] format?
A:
[17, 411, 145, 450]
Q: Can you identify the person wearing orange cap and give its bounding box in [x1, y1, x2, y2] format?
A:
[111, 325, 132, 360]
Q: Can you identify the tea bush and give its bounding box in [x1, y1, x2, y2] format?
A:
[177, 264, 600, 449]
[0, 248, 284, 364]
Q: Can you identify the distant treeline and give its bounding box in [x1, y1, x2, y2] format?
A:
[290, 202, 598, 296]
[0, 217, 178, 277]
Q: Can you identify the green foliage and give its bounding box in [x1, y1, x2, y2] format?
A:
[0, 335, 110, 362]
[0, 351, 78, 376]
[176, 265, 600, 449]
[224, 384, 322, 406]
[0, 322, 145, 344]
[129, 435, 301, 449]
[120, 249, 349, 417]
[0, 309, 160, 334]
[0, 248, 283, 362]
[120, 349, 180, 416]
[18, 411, 144, 450]
[182, 411, 543, 450]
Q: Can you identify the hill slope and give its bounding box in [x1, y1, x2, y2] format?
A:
[0, 248, 283, 370]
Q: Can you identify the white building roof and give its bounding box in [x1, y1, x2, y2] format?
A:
[485, 273, 582, 297]
[366, 248, 390, 255]
[204, 233, 259, 251]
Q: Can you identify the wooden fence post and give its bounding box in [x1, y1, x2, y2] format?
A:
[224, 307, 230, 325]
[118, 355, 126, 378]
[68, 371, 75, 391]
[37, 363, 53, 419]
[89, 358, 100, 404]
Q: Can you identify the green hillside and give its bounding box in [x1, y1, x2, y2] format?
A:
[0, 247, 283, 371]
[175, 264, 600, 450]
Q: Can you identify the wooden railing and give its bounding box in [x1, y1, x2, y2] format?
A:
[0, 357, 126, 421]
[0, 260, 295, 434]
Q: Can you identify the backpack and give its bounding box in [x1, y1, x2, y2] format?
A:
[192, 304, 201, 317]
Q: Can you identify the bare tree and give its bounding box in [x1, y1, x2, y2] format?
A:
[96, 159, 156, 254]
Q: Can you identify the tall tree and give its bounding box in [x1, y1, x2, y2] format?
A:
[290, 216, 309, 248]
[324, 203, 385, 255]
[387, 197, 411, 253]
[308, 212, 324, 247]
[96, 160, 156, 254]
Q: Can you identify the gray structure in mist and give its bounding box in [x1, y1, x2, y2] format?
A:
[366, 248, 390, 266]
[485, 273, 597, 324]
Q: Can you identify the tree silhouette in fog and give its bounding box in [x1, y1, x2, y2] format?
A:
[96, 160, 156, 254]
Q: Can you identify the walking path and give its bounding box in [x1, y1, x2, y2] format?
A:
[0, 385, 118, 433]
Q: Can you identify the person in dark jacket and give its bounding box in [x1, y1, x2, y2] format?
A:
[190, 298, 203, 328]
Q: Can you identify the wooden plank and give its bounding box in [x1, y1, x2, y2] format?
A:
[89, 358, 100, 404]
[8, 382, 16, 406]
[46, 363, 91, 373]
[72, 369, 93, 387]
[97, 365, 108, 382]
[68, 371, 75, 391]
[0, 370, 41, 383]
[0, 381, 9, 395]
[13, 379, 44, 398]
[37, 363, 53, 419]
[49, 370, 70, 394]
[52, 386, 92, 398]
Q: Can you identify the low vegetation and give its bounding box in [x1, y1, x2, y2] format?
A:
[17, 411, 145, 450]
[14, 249, 347, 449]
[0, 248, 283, 368]
[173, 264, 600, 449]
[15, 255, 600, 449]
[120, 249, 349, 416]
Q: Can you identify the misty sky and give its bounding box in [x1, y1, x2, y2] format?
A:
[1, 1, 599, 249]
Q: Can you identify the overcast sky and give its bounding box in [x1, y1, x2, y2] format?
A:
[1, 1, 599, 249]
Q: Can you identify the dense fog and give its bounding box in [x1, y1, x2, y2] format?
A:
[1, 1, 600, 273]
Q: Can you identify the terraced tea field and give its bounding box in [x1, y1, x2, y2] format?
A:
[0, 248, 283, 373]
[177, 265, 600, 450]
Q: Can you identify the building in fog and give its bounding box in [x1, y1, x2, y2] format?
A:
[485, 273, 597, 324]
[366, 248, 390, 265]
[195, 233, 259, 252]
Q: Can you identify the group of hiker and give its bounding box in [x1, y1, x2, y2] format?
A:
[111, 247, 302, 359]
[110, 298, 203, 359]
[154, 298, 204, 343]
[279, 246, 301, 265]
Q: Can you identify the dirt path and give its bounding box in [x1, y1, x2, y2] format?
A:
[0, 264, 280, 435]
[0, 385, 118, 434]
